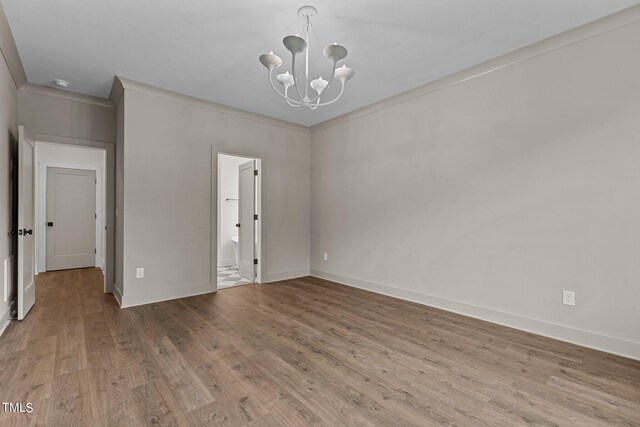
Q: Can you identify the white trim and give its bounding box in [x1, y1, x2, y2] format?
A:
[0, 312, 10, 337]
[310, 269, 640, 361]
[120, 283, 216, 308]
[0, 5, 28, 88]
[311, 5, 640, 132]
[264, 269, 310, 283]
[218, 258, 236, 268]
[214, 148, 264, 287]
[255, 158, 262, 284]
[38, 161, 104, 275]
[19, 83, 114, 108]
[113, 285, 123, 307]
[117, 77, 309, 134]
[2, 256, 11, 303]
[30, 137, 115, 293]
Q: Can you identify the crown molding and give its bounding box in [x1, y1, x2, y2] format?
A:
[19, 82, 114, 108]
[114, 76, 310, 134]
[0, 2, 26, 89]
[311, 4, 640, 133]
[109, 76, 124, 106]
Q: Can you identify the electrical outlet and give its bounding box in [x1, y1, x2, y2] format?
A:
[136, 267, 144, 279]
[562, 290, 575, 306]
[323, 252, 328, 261]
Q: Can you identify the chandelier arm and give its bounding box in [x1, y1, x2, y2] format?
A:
[291, 54, 306, 102]
[284, 87, 301, 107]
[307, 60, 338, 103]
[314, 80, 345, 107]
[268, 71, 303, 105]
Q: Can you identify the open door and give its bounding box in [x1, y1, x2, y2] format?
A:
[237, 160, 255, 281]
[17, 126, 35, 320]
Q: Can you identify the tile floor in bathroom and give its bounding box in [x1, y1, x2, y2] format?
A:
[217, 265, 253, 289]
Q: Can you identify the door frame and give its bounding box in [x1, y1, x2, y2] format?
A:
[212, 146, 263, 287]
[37, 161, 104, 277]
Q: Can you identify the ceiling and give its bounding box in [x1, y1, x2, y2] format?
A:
[2, 0, 639, 126]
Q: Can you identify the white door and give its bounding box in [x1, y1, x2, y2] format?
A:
[17, 126, 35, 320]
[46, 167, 96, 271]
[238, 160, 255, 281]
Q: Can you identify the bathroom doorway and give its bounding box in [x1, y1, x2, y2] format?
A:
[216, 153, 261, 289]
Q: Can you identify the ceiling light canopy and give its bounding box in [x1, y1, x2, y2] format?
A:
[259, 5, 354, 110]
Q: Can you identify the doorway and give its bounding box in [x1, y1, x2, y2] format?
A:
[35, 142, 107, 277]
[13, 129, 112, 321]
[216, 153, 261, 289]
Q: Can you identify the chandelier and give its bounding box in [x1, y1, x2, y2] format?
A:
[259, 5, 355, 110]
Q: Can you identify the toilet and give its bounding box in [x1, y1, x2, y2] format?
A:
[231, 235, 239, 267]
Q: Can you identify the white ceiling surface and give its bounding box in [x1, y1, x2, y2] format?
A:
[3, 0, 639, 126]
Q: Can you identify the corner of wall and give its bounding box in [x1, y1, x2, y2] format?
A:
[109, 76, 124, 107]
[0, 2, 26, 89]
[0, 1, 20, 334]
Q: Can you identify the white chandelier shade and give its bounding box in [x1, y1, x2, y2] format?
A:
[259, 5, 355, 110]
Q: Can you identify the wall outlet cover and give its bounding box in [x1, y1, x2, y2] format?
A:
[136, 267, 144, 279]
[323, 252, 328, 261]
[562, 290, 575, 306]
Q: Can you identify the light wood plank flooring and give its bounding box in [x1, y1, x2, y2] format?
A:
[0, 268, 639, 426]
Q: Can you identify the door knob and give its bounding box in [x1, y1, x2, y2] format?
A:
[24, 229, 33, 235]
[235, 223, 240, 228]
[47, 222, 54, 227]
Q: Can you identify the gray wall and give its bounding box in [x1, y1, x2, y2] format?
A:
[0, 23, 18, 327]
[17, 84, 117, 291]
[310, 16, 640, 358]
[117, 79, 310, 307]
[18, 85, 115, 143]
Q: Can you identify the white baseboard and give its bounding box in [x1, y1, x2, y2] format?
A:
[310, 269, 640, 361]
[113, 285, 123, 307]
[121, 283, 216, 308]
[264, 269, 310, 283]
[0, 307, 11, 337]
[218, 258, 236, 267]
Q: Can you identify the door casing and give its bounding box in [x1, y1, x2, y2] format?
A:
[37, 161, 104, 274]
[213, 147, 262, 288]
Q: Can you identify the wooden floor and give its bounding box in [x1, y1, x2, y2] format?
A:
[0, 269, 639, 426]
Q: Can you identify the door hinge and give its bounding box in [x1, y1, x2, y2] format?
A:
[94, 249, 96, 254]
[254, 169, 258, 176]
[254, 214, 258, 220]
[254, 259, 258, 265]
[95, 178, 97, 184]
[95, 213, 97, 219]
